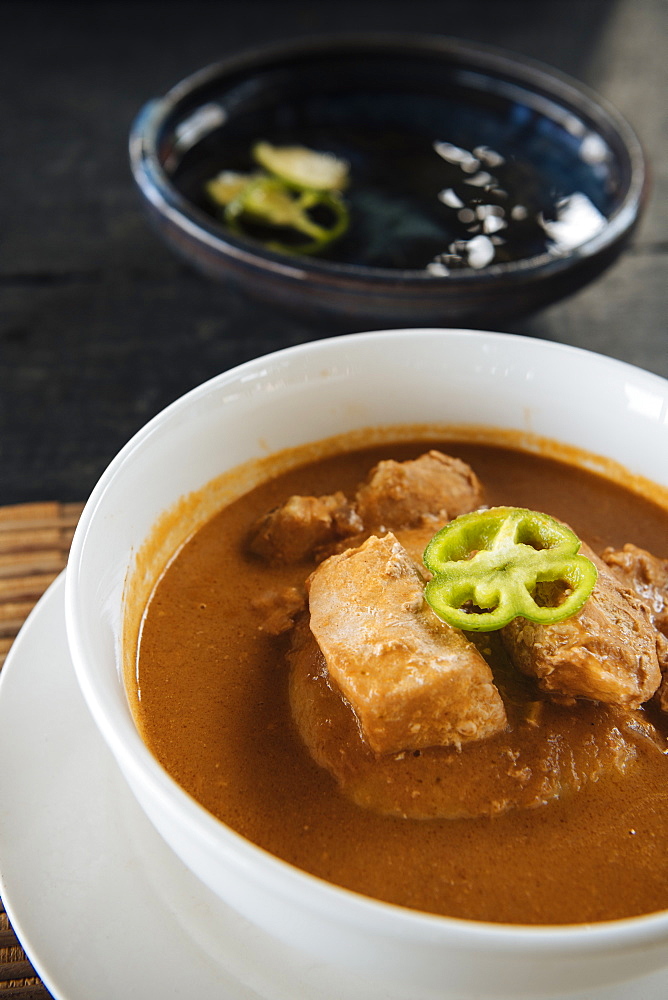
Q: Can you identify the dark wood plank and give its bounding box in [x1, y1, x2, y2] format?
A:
[0, 0, 665, 505]
[0, 959, 39, 981]
[0, 987, 53, 1000]
[0, 926, 21, 949]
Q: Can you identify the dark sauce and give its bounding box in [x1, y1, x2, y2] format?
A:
[171, 81, 616, 271]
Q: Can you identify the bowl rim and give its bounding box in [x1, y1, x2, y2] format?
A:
[129, 31, 649, 291]
[65, 328, 668, 954]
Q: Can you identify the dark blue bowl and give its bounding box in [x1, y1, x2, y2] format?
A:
[129, 33, 648, 328]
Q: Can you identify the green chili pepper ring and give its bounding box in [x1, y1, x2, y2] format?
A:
[423, 506, 598, 632]
[224, 177, 349, 256]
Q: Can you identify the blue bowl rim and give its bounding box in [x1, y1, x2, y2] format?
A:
[129, 31, 649, 292]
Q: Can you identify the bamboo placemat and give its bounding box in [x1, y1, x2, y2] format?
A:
[0, 501, 84, 999]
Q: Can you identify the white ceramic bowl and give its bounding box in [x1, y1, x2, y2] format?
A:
[65, 329, 668, 1000]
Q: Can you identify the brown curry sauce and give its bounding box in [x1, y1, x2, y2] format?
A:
[134, 442, 668, 925]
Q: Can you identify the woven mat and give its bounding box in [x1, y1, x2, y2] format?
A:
[0, 501, 84, 998]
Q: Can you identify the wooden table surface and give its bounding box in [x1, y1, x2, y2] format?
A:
[1, 0, 666, 509]
[0, 1, 665, 996]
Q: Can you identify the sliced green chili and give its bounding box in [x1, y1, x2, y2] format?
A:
[205, 170, 260, 207]
[423, 506, 598, 632]
[252, 141, 349, 192]
[224, 176, 349, 255]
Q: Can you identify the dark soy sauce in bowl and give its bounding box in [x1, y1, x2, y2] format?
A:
[132, 36, 645, 324]
[172, 57, 618, 273]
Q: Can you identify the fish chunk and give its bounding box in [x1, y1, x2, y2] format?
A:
[250, 585, 306, 635]
[247, 450, 481, 566]
[248, 491, 362, 564]
[289, 620, 659, 819]
[502, 544, 662, 708]
[307, 532, 507, 755]
[354, 450, 483, 530]
[602, 543, 668, 637]
[602, 543, 668, 711]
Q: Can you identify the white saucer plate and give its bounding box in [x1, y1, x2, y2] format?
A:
[1, 575, 667, 1000]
